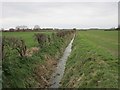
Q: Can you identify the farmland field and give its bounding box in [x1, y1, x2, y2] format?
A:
[78, 31, 118, 55]
[61, 31, 118, 88]
[2, 32, 53, 48]
[2, 30, 119, 88]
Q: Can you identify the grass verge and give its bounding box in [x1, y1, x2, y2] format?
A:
[61, 31, 118, 88]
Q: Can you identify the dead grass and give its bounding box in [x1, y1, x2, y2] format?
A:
[34, 54, 60, 88]
[96, 59, 108, 66]
[25, 47, 39, 56]
[67, 76, 78, 87]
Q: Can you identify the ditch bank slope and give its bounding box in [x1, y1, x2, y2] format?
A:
[49, 34, 75, 88]
[2, 31, 75, 88]
[61, 31, 118, 88]
[35, 34, 75, 88]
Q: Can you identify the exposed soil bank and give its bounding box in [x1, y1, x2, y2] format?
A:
[49, 34, 75, 88]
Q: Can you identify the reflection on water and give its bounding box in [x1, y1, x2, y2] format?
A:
[49, 34, 75, 88]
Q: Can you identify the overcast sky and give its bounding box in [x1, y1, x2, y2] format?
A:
[1, 1, 118, 29]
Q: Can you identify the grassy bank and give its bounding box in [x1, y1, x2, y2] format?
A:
[61, 31, 118, 88]
[2, 31, 75, 88]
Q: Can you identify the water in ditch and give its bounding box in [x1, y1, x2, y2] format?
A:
[49, 35, 75, 88]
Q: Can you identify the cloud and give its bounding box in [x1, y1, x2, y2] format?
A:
[1, 2, 118, 29]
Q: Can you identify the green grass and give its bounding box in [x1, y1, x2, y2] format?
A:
[0, 32, 1, 36]
[2, 32, 53, 48]
[61, 31, 118, 88]
[2, 31, 74, 88]
[78, 31, 118, 55]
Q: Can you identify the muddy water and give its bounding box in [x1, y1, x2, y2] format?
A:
[49, 35, 75, 88]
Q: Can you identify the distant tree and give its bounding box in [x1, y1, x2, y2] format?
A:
[116, 27, 120, 30]
[34, 25, 40, 30]
[9, 28, 15, 32]
[0, 28, 4, 31]
[16, 26, 20, 30]
[16, 25, 28, 30]
[73, 28, 76, 30]
[111, 27, 115, 30]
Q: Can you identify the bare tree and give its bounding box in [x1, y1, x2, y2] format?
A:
[16, 25, 28, 30]
[34, 25, 40, 30]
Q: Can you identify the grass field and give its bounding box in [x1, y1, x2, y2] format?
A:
[61, 31, 118, 88]
[79, 31, 118, 55]
[2, 32, 53, 48]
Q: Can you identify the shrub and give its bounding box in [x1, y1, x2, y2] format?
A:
[56, 30, 75, 38]
[2, 36, 27, 60]
[34, 30, 75, 48]
[34, 33, 50, 48]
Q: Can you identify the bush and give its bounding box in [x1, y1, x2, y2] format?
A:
[56, 30, 75, 38]
[34, 33, 50, 48]
[2, 36, 27, 60]
[34, 30, 75, 48]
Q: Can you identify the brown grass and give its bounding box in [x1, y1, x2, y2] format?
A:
[25, 47, 39, 56]
[34, 54, 59, 88]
